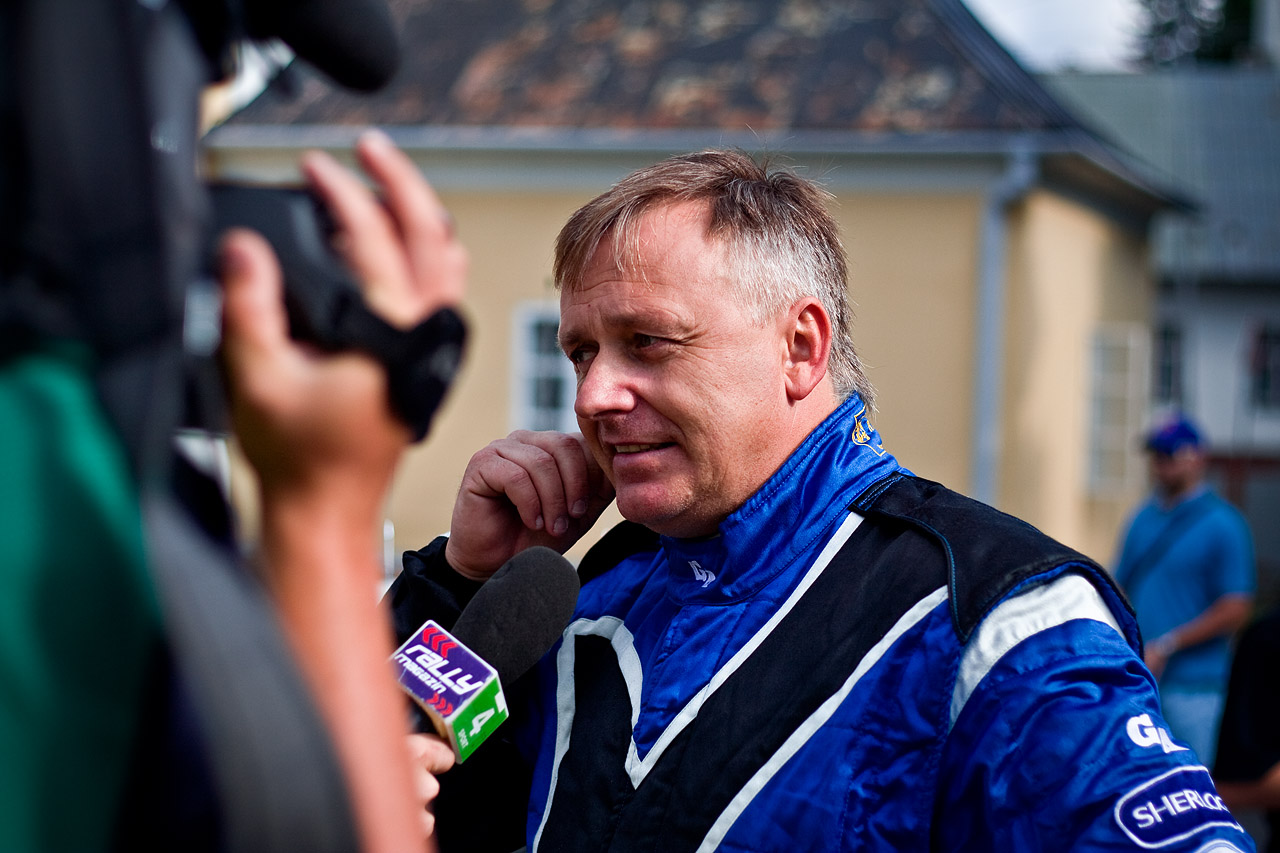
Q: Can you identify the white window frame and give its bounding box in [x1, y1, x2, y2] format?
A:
[1153, 321, 1184, 407]
[1249, 324, 1280, 410]
[1088, 323, 1150, 496]
[509, 300, 579, 433]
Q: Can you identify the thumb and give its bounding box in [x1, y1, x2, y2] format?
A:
[219, 227, 289, 363]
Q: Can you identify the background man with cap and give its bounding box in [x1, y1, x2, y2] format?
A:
[1114, 413, 1257, 765]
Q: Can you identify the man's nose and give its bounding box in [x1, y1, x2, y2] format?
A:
[574, 353, 636, 419]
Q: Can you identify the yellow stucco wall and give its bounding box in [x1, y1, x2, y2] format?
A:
[832, 193, 981, 491]
[1000, 190, 1153, 565]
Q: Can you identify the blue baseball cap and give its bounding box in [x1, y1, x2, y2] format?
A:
[1145, 414, 1203, 455]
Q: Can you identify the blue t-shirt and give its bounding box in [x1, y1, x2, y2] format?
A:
[1115, 488, 1255, 690]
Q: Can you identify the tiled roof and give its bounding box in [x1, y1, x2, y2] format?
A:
[229, 0, 1082, 134]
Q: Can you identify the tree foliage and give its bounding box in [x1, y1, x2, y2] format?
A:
[1135, 0, 1253, 66]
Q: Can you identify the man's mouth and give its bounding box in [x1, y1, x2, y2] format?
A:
[612, 443, 672, 454]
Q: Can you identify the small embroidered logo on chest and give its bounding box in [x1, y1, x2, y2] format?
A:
[688, 560, 716, 588]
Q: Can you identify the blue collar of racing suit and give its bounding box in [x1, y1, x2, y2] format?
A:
[657, 394, 905, 604]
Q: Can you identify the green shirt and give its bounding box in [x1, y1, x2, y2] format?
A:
[0, 342, 162, 851]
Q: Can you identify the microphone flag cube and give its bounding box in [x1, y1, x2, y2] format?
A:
[391, 620, 509, 762]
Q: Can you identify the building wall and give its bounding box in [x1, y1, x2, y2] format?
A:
[830, 192, 981, 491]
[1001, 190, 1154, 565]
[1166, 284, 1280, 453]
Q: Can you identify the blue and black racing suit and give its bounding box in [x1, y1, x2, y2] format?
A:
[390, 395, 1255, 852]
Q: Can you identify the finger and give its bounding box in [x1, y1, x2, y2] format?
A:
[219, 228, 289, 355]
[512, 431, 604, 530]
[356, 129, 447, 247]
[412, 764, 439, 840]
[495, 437, 591, 535]
[356, 130, 467, 313]
[537, 430, 614, 523]
[407, 733, 456, 775]
[468, 451, 556, 533]
[414, 764, 441, 803]
[563, 431, 616, 516]
[300, 148, 393, 251]
[299, 149, 418, 321]
[218, 228, 301, 407]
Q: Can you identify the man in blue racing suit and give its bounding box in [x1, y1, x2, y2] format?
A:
[388, 149, 1256, 852]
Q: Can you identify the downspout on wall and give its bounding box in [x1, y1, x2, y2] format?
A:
[971, 139, 1038, 508]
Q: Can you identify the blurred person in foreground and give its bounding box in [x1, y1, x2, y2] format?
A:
[1215, 604, 1280, 852]
[1114, 413, 1256, 766]
[0, 129, 461, 851]
[389, 148, 1256, 852]
[219, 131, 465, 850]
[3, 0, 461, 847]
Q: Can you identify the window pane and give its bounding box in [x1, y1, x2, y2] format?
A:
[513, 302, 578, 433]
[1089, 324, 1149, 496]
[533, 376, 563, 411]
[533, 320, 561, 356]
[529, 409, 559, 431]
[1153, 324, 1182, 406]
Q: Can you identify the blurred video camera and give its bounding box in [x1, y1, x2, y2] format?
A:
[1, 0, 462, 456]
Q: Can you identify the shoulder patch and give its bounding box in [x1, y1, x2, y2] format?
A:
[1114, 766, 1244, 849]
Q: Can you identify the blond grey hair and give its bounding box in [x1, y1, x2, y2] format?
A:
[553, 148, 873, 405]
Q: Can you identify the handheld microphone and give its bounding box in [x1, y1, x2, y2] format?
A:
[391, 547, 580, 761]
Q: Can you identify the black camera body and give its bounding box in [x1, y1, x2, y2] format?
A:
[208, 184, 466, 441]
[209, 183, 360, 350]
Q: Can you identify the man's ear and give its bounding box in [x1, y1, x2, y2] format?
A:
[783, 298, 832, 402]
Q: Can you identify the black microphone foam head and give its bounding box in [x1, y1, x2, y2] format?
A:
[246, 0, 401, 92]
[450, 547, 580, 687]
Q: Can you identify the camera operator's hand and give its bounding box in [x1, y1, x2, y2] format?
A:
[221, 130, 467, 500]
[218, 130, 467, 853]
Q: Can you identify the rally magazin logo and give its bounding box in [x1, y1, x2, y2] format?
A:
[391, 620, 510, 762]
[420, 624, 457, 658]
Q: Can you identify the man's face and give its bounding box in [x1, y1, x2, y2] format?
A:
[1150, 446, 1205, 498]
[558, 201, 794, 538]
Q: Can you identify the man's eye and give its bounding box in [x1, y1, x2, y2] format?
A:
[634, 334, 660, 348]
[567, 348, 594, 368]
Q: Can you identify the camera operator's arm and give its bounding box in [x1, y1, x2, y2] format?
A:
[219, 131, 466, 852]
